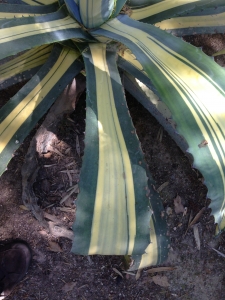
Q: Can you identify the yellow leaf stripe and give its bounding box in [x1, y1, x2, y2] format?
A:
[88, 43, 136, 255]
[98, 15, 225, 245]
[0, 48, 80, 154]
[0, 45, 52, 84]
[0, 15, 79, 45]
[155, 11, 225, 29]
[130, 0, 201, 21]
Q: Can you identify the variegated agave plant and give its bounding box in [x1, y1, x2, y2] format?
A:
[1, 0, 225, 270]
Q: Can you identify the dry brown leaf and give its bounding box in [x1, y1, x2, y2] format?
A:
[174, 195, 184, 214]
[193, 224, 201, 250]
[211, 247, 225, 258]
[157, 182, 169, 193]
[19, 205, 29, 211]
[152, 275, 170, 287]
[147, 267, 176, 273]
[189, 207, 205, 227]
[62, 281, 76, 293]
[48, 241, 63, 252]
[135, 269, 142, 280]
[185, 207, 205, 236]
[112, 268, 123, 278]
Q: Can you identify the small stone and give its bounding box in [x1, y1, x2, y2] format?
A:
[166, 207, 173, 215]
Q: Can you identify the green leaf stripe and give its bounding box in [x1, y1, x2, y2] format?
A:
[0, 45, 82, 175]
[93, 14, 225, 233]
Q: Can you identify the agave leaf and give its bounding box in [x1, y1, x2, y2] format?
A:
[0, 3, 59, 19]
[93, 14, 225, 233]
[117, 49, 186, 150]
[0, 45, 53, 90]
[155, 5, 225, 35]
[72, 43, 168, 268]
[127, 0, 163, 7]
[20, 0, 58, 5]
[64, 0, 82, 23]
[129, 0, 214, 23]
[79, 0, 115, 28]
[0, 45, 82, 175]
[122, 72, 188, 153]
[0, 5, 92, 60]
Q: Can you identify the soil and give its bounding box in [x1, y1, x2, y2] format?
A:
[1, 34, 225, 300]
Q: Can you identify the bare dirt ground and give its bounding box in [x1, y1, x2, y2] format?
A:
[1, 34, 225, 300]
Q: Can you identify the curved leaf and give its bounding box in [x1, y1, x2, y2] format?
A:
[127, 0, 163, 8]
[21, 0, 57, 5]
[64, 0, 81, 23]
[93, 14, 225, 233]
[0, 45, 53, 90]
[155, 7, 225, 35]
[0, 3, 59, 19]
[79, 0, 114, 28]
[130, 0, 206, 23]
[72, 43, 169, 268]
[0, 5, 91, 60]
[0, 45, 82, 175]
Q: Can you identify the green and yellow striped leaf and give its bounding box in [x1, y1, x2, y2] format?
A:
[5, 0, 57, 4]
[122, 72, 187, 153]
[72, 43, 169, 269]
[64, 0, 81, 23]
[0, 45, 82, 175]
[20, 0, 58, 5]
[129, 0, 212, 23]
[79, 0, 114, 28]
[93, 14, 225, 234]
[155, 5, 225, 35]
[0, 5, 92, 60]
[0, 3, 59, 19]
[0, 44, 53, 90]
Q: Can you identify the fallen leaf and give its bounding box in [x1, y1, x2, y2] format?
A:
[211, 247, 225, 258]
[112, 268, 123, 278]
[174, 195, 184, 214]
[48, 241, 63, 252]
[193, 224, 200, 250]
[157, 182, 169, 193]
[185, 207, 205, 236]
[19, 205, 29, 211]
[189, 207, 206, 227]
[62, 281, 76, 293]
[147, 267, 176, 273]
[152, 275, 170, 287]
[136, 269, 142, 280]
